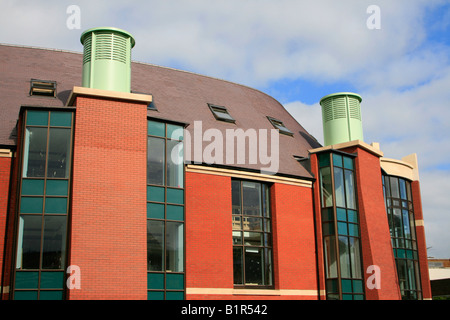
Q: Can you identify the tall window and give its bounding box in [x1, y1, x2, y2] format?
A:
[318, 152, 364, 300]
[147, 119, 185, 300]
[14, 109, 73, 300]
[382, 175, 422, 300]
[232, 180, 273, 288]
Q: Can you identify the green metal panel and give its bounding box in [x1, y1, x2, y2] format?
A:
[319, 92, 363, 146]
[80, 27, 135, 93]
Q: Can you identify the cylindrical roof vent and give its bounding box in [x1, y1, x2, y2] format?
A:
[80, 27, 135, 93]
[319, 92, 363, 146]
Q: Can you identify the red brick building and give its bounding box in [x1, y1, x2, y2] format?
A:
[0, 27, 431, 300]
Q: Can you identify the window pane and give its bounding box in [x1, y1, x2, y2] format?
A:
[16, 215, 42, 269]
[47, 128, 71, 178]
[166, 222, 184, 272]
[50, 111, 72, 127]
[344, 170, 356, 209]
[21, 179, 45, 196]
[44, 197, 67, 214]
[147, 137, 165, 185]
[45, 180, 68, 196]
[244, 217, 263, 232]
[15, 271, 39, 289]
[245, 248, 263, 285]
[390, 177, 400, 198]
[349, 237, 362, 278]
[339, 236, 351, 278]
[147, 221, 164, 271]
[320, 167, 333, 207]
[167, 140, 184, 188]
[233, 247, 243, 284]
[23, 127, 47, 178]
[26, 110, 48, 126]
[244, 232, 262, 246]
[167, 124, 184, 141]
[148, 120, 165, 137]
[264, 248, 273, 286]
[334, 167, 345, 207]
[333, 154, 343, 167]
[20, 197, 43, 214]
[42, 216, 67, 269]
[242, 181, 261, 216]
[232, 180, 241, 215]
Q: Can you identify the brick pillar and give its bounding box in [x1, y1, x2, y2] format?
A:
[0, 154, 12, 299]
[68, 91, 148, 299]
[411, 180, 432, 299]
[347, 146, 401, 300]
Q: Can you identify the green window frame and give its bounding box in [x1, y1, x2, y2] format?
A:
[14, 109, 74, 300]
[318, 152, 364, 300]
[382, 175, 422, 300]
[147, 119, 185, 300]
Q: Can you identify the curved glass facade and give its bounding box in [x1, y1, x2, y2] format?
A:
[382, 175, 422, 300]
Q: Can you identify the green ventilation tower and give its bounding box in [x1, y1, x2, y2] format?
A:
[80, 27, 135, 93]
[319, 92, 364, 146]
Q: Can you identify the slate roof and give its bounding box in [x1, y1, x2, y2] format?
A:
[0, 44, 321, 179]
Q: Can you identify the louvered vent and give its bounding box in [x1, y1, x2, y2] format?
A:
[80, 27, 135, 93]
[319, 92, 363, 146]
[94, 32, 127, 63]
[82, 33, 92, 64]
[348, 98, 361, 120]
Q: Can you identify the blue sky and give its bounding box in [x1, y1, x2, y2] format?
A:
[1, 0, 449, 259]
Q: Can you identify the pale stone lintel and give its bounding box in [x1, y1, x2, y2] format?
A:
[380, 155, 419, 181]
[415, 219, 425, 227]
[309, 140, 384, 158]
[66, 86, 153, 106]
[1, 286, 9, 293]
[185, 165, 312, 188]
[186, 287, 324, 296]
[0, 149, 13, 158]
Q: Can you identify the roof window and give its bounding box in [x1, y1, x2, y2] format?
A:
[29, 79, 57, 97]
[267, 116, 293, 136]
[208, 103, 235, 123]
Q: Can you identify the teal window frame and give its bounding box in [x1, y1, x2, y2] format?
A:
[147, 119, 186, 300]
[14, 109, 74, 300]
[382, 175, 422, 300]
[318, 151, 364, 300]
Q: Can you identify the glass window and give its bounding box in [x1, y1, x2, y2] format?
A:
[16, 216, 42, 269]
[320, 167, 333, 207]
[147, 137, 165, 185]
[42, 216, 67, 269]
[166, 222, 184, 272]
[47, 128, 71, 178]
[23, 127, 48, 178]
[167, 140, 184, 188]
[334, 167, 345, 207]
[232, 180, 272, 287]
[208, 104, 235, 123]
[147, 220, 164, 271]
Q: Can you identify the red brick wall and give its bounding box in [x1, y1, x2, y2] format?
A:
[0, 155, 12, 297]
[271, 182, 318, 298]
[185, 172, 233, 291]
[411, 180, 432, 299]
[185, 171, 319, 300]
[343, 146, 401, 300]
[68, 95, 148, 299]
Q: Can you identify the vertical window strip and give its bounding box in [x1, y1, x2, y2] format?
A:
[147, 120, 185, 300]
[318, 152, 364, 300]
[232, 179, 273, 288]
[382, 175, 422, 300]
[14, 109, 73, 300]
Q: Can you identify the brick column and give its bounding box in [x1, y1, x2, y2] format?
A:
[68, 89, 149, 299]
